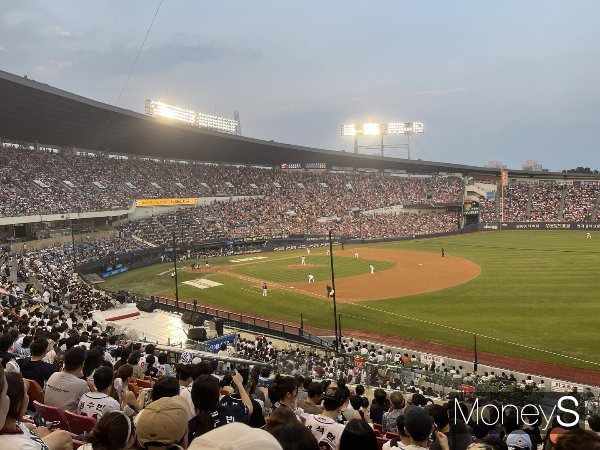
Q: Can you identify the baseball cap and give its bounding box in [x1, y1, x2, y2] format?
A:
[506, 430, 532, 449]
[403, 406, 433, 441]
[64, 346, 86, 365]
[188, 423, 282, 450]
[136, 396, 190, 448]
[322, 386, 345, 403]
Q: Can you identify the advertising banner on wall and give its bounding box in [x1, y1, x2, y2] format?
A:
[135, 198, 197, 207]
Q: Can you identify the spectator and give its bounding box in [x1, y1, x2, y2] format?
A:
[428, 404, 472, 450]
[383, 415, 411, 449]
[16, 337, 57, 388]
[135, 396, 190, 450]
[339, 418, 377, 450]
[382, 392, 405, 434]
[44, 346, 89, 412]
[300, 382, 323, 415]
[269, 422, 319, 450]
[370, 388, 389, 425]
[188, 372, 249, 442]
[555, 429, 600, 450]
[589, 414, 600, 434]
[80, 410, 136, 450]
[78, 366, 120, 420]
[150, 376, 180, 402]
[403, 406, 449, 449]
[0, 372, 72, 450]
[304, 386, 346, 450]
[187, 422, 283, 450]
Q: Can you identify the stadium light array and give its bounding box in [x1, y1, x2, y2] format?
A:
[145, 99, 239, 135]
[340, 121, 424, 158]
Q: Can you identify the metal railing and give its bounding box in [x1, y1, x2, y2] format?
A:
[150, 296, 335, 351]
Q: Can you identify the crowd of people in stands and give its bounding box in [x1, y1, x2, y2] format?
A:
[2, 244, 600, 450]
[0, 145, 462, 218]
[119, 197, 460, 244]
[477, 181, 600, 223]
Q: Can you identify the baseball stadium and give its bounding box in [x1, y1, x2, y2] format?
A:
[1, 3, 600, 448]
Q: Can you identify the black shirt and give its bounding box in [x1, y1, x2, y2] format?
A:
[17, 357, 57, 388]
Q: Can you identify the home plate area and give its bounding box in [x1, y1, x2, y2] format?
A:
[183, 278, 223, 289]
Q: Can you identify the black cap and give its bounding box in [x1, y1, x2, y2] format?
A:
[404, 406, 433, 441]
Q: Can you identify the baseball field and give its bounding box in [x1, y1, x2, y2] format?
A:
[102, 231, 600, 375]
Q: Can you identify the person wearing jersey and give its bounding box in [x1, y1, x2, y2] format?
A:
[78, 366, 120, 420]
[305, 386, 346, 450]
[188, 370, 252, 442]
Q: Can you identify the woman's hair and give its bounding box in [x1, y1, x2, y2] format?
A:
[158, 352, 168, 365]
[83, 348, 101, 378]
[269, 423, 319, 450]
[87, 411, 133, 450]
[339, 419, 377, 450]
[265, 405, 298, 432]
[110, 364, 133, 400]
[268, 375, 298, 405]
[555, 429, 600, 450]
[5, 372, 25, 421]
[190, 374, 220, 439]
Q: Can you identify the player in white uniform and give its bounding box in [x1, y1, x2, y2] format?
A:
[369, 264, 375, 274]
[306, 247, 311, 254]
[262, 282, 268, 297]
[354, 252, 359, 259]
[587, 232, 592, 239]
[308, 273, 315, 283]
[301, 256, 306, 266]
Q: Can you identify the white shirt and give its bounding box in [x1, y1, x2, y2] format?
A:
[304, 414, 345, 450]
[78, 391, 120, 419]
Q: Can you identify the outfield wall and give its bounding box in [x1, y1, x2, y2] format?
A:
[480, 222, 600, 231]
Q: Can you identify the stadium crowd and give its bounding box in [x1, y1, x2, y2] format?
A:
[2, 245, 600, 450]
[119, 197, 460, 245]
[0, 146, 462, 218]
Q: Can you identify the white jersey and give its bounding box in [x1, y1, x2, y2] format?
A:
[304, 414, 345, 450]
[78, 392, 120, 420]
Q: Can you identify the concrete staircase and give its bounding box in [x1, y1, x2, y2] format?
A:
[525, 186, 534, 220]
[557, 188, 568, 221]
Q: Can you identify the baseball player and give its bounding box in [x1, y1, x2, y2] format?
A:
[441, 248, 445, 258]
[306, 247, 311, 254]
[301, 255, 306, 266]
[308, 273, 315, 283]
[354, 252, 359, 259]
[369, 264, 374, 274]
[587, 232, 592, 239]
[262, 282, 268, 297]
[326, 249, 330, 256]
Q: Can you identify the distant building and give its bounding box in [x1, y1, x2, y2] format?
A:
[522, 160, 543, 172]
[485, 160, 506, 169]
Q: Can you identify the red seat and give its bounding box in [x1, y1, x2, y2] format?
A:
[386, 432, 400, 440]
[65, 410, 97, 435]
[373, 423, 383, 432]
[33, 400, 69, 431]
[376, 436, 388, 450]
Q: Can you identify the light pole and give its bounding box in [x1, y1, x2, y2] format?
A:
[328, 230, 339, 353]
[172, 231, 179, 308]
[341, 122, 424, 158]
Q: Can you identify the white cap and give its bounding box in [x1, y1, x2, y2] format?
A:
[188, 423, 282, 450]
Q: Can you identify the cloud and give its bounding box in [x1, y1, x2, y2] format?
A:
[52, 26, 72, 37]
[408, 87, 467, 97]
[34, 60, 73, 75]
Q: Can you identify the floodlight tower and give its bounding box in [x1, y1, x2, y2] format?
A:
[340, 122, 424, 159]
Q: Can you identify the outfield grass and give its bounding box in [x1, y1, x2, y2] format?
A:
[102, 231, 600, 370]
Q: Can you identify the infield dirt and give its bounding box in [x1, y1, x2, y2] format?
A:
[290, 248, 481, 302]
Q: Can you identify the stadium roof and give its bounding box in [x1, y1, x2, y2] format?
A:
[0, 70, 590, 179]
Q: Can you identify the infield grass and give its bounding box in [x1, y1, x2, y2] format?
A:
[102, 231, 600, 370]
